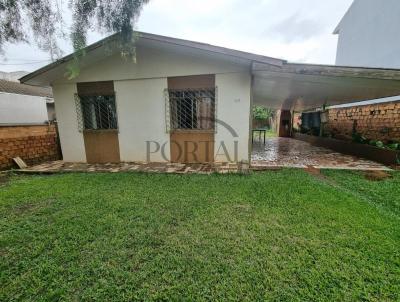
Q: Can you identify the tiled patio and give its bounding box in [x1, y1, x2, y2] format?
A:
[12, 137, 391, 174]
[252, 137, 391, 170]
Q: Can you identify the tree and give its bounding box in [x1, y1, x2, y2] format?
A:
[0, 0, 149, 76]
[253, 106, 274, 120]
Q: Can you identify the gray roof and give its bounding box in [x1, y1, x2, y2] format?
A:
[0, 79, 52, 98]
[20, 31, 286, 84]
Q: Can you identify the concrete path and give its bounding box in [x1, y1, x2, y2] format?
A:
[252, 137, 391, 171]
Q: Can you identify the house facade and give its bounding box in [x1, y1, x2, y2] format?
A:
[334, 0, 400, 68]
[22, 33, 268, 164]
[20, 32, 400, 165]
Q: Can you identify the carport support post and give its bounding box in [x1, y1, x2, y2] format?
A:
[290, 110, 294, 137]
[248, 73, 255, 166]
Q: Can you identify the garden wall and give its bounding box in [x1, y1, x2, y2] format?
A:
[325, 101, 400, 141]
[0, 124, 61, 170]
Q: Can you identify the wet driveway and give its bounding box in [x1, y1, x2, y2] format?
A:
[251, 137, 390, 170]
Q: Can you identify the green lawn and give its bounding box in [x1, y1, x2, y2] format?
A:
[1, 170, 399, 301]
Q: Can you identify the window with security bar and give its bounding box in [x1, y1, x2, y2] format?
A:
[166, 88, 216, 131]
[75, 94, 118, 131]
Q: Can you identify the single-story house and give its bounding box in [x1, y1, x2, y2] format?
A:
[20, 32, 400, 164]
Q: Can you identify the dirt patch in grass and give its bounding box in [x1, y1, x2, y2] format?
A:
[304, 166, 321, 177]
[364, 170, 392, 181]
[12, 199, 55, 215]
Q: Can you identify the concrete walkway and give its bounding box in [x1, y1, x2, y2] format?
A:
[252, 137, 391, 170]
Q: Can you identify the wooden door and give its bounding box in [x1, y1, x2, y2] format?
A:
[83, 130, 120, 163]
[167, 75, 215, 163]
[77, 81, 121, 164]
[170, 131, 214, 163]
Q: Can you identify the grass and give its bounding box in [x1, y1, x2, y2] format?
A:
[322, 170, 400, 217]
[1, 170, 399, 301]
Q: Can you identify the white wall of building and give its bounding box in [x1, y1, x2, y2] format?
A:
[115, 78, 170, 162]
[53, 45, 247, 85]
[215, 73, 251, 162]
[52, 84, 86, 162]
[51, 45, 252, 163]
[335, 0, 400, 68]
[0, 92, 49, 125]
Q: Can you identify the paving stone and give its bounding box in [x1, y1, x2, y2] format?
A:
[252, 137, 391, 171]
[18, 138, 392, 174]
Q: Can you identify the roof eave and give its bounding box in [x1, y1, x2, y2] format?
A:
[19, 33, 120, 85]
[20, 31, 285, 85]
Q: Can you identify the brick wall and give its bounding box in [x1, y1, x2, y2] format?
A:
[325, 101, 400, 142]
[0, 124, 61, 170]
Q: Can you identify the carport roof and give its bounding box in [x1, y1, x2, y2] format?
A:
[252, 62, 400, 111]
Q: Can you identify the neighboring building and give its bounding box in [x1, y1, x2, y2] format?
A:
[0, 79, 59, 170]
[334, 0, 400, 68]
[0, 71, 29, 82]
[331, 0, 400, 143]
[20, 31, 400, 165]
[0, 79, 55, 124]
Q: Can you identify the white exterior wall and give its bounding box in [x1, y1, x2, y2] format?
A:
[54, 46, 246, 85]
[335, 0, 400, 68]
[115, 78, 170, 162]
[52, 84, 86, 162]
[51, 45, 252, 163]
[0, 92, 48, 124]
[215, 73, 251, 162]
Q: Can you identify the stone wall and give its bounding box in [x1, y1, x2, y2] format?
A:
[325, 101, 400, 142]
[0, 124, 61, 170]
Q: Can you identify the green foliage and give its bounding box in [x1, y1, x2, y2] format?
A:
[352, 132, 400, 150]
[0, 0, 149, 71]
[387, 143, 399, 150]
[1, 170, 400, 301]
[370, 140, 384, 148]
[253, 106, 274, 120]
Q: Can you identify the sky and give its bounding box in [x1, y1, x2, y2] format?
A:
[0, 0, 353, 73]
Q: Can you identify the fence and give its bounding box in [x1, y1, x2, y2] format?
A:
[0, 124, 61, 170]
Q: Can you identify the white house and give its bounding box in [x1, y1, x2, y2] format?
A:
[20, 32, 400, 165]
[334, 0, 400, 68]
[0, 79, 54, 125]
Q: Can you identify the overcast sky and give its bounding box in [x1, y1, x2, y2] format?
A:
[0, 0, 353, 73]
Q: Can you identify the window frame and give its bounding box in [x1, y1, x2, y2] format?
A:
[165, 87, 217, 133]
[75, 92, 119, 132]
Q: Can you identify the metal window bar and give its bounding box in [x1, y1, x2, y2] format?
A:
[74, 93, 118, 131]
[165, 87, 217, 133]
